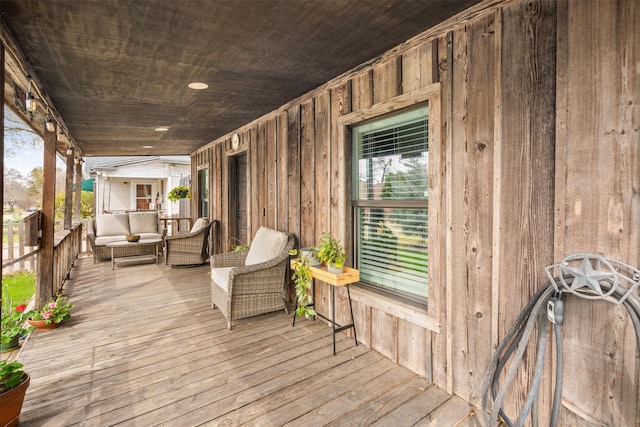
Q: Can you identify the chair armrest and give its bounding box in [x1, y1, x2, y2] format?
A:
[210, 248, 248, 268]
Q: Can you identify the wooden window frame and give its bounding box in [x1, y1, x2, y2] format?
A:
[337, 83, 442, 332]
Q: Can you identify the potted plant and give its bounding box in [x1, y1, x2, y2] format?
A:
[27, 296, 74, 331]
[167, 185, 191, 202]
[0, 360, 30, 427]
[299, 247, 320, 266]
[290, 249, 316, 319]
[1, 303, 32, 353]
[316, 232, 346, 274]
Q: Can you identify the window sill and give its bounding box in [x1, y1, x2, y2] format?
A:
[349, 284, 440, 333]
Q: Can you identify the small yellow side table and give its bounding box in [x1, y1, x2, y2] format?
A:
[291, 260, 359, 355]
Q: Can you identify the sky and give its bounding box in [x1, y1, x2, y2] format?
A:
[4, 105, 65, 177]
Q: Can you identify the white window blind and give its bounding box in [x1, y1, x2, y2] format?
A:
[353, 107, 428, 301]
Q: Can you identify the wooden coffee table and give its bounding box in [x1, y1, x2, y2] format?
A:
[106, 238, 163, 270]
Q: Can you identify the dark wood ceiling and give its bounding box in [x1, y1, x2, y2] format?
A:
[2, 0, 480, 157]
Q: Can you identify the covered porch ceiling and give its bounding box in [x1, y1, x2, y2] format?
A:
[2, 0, 480, 157]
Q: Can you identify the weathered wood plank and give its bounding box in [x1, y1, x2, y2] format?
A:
[315, 90, 330, 238]
[373, 56, 402, 104]
[265, 117, 277, 229]
[300, 98, 316, 247]
[371, 383, 452, 426]
[497, 0, 557, 422]
[412, 394, 476, 426]
[287, 105, 301, 241]
[276, 112, 289, 232]
[450, 11, 497, 407]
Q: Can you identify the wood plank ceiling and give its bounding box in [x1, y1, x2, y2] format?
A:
[2, 0, 480, 157]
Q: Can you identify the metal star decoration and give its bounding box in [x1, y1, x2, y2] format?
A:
[563, 256, 613, 296]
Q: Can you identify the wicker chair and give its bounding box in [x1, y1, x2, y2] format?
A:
[165, 219, 216, 266]
[210, 227, 295, 329]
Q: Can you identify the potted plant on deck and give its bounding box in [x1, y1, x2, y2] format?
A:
[27, 296, 74, 331]
[0, 360, 30, 427]
[1, 303, 32, 353]
[168, 185, 191, 202]
[317, 232, 346, 274]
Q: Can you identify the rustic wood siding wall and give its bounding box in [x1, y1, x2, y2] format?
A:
[193, 0, 640, 423]
[553, 0, 640, 424]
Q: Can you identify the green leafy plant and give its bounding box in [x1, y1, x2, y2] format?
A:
[316, 232, 346, 268]
[231, 238, 250, 251]
[0, 360, 26, 393]
[1, 284, 33, 346]
[291, 249, 316, 319]
[167, 185, 191, 202]
[27, 296, 74, 325]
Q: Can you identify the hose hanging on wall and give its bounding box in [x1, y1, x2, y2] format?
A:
[480, 254, 640, 427]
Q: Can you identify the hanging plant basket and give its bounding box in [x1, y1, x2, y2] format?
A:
[168, 186, 191, 202]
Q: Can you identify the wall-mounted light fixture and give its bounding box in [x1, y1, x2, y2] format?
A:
[66, 146, 74, 156]
[25, 91, 37, 112]
[45, 112, 56, 132]
[57, 128, 65, 142]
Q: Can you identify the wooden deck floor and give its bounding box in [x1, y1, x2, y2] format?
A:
[12, 256, 477, 426]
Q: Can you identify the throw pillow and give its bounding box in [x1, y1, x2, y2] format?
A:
[245, 227, 288, 266]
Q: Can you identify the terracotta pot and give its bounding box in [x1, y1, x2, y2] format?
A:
[27, 319, 61, 331]
[0, 373, 30, 427]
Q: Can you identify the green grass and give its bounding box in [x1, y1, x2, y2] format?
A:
[2, 271, 36, 307]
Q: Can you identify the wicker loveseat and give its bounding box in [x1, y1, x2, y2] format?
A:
[86, 212, 166, 263]
[210, 227, 295, 329]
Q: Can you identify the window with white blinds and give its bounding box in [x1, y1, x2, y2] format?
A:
[352, 107, 428, 302]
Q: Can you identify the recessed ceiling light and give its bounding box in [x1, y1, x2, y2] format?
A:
[188, 82, 208, 90]
[155, 127, 169, 132]
[142, 145, 153, 149]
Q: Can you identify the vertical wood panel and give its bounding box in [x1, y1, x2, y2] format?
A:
[499, 0, 557, 422]
[300, 99, 316, 247]
[373, 57, 402, 104]
[276, 113, 289, 233]
[330, 82, 352, 244]
[451, 12, 497, 407]
[287, 106, 301, 241]
[556, 0, 639, 424]
[431, 34, 451, 391]
[397, 320, 428, 378]
[351, 71, 372, 114]
[370, 308, 398, 362]
[265, 118, 277, 229]
[257, 122, 267, 229]
[402, 43, 434, 93]
[248, 128, 259, 238]
[315, 91, 330, 238]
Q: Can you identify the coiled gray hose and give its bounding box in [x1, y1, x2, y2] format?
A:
[480, 271, 640, 427]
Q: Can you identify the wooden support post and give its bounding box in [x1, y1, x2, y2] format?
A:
[64, 149, 74, 229]
[37, 125, 57, 307]
[75, 155, 82, 221]
[0, 43, 4, 294]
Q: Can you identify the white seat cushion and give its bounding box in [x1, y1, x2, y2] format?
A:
[96, 214, 130, 236]
[95, 235, 128, 246]
[211, 267, 233, 292]
[244, 227, 288, 266]
[129, 212, 158, 234]
[190, 218, 207, 233]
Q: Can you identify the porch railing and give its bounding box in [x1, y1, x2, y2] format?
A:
[2, 219, 84, 298]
